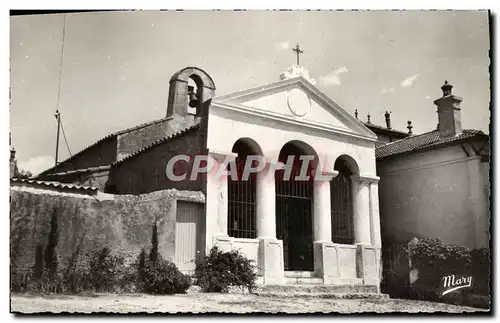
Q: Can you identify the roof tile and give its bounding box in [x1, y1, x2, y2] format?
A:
[376, 129, 486, 159]
[112, 124, 200, 166]
[10, 178, 98, 193]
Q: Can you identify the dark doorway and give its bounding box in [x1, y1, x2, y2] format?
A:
[275, 142, 315, 271]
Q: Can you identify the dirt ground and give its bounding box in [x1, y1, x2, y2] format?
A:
[10, 292, 488, 314]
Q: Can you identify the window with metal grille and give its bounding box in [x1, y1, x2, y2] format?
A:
[331, 157, 355, 244]
[227, 141, 257, 239]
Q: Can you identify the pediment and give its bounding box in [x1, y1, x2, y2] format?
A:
[213, 77, 376, 140]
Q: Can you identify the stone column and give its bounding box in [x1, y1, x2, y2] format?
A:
[313, 171, 339, 280]
[257, 161, 285, 285]
[206, 150, 237, 252]
[369, 179, 382, 289]
[369, 181, 382, 248]
[352, 176, 372, 245]
[353, 174, 381, 287]
[313, 173, 337, 242]
[256, 162, 278, 239]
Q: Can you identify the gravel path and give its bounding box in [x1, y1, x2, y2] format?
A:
[10, 292, 487, 314]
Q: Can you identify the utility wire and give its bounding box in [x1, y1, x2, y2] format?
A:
[55, 13, 66, 114]
[60, 119, 72, 157]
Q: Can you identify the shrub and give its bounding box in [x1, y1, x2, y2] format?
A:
[195, 246, 257, 293]
[136, 224, 192, 295]
[408, 238, 490, 303]
[139, 258, 191, 294]
[33, 243, 44, 279]
[87, 247, 128, 292]
[470, 248, 490, 295]
[149, 223, 159, 262]
[44, 210, 59, 277]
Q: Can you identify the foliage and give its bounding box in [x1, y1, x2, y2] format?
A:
[138, 248, 146, 283]
[137, 224, 191, 295]
[11, 220, 190, 295]
[382, 238, 490, 305]
[44, 210, 59, 277]
[139, 257, 191, 295]
[33, 243, 44, 279]
[408, 238, 490, 297]
[87, 247, 125, 292]
[149, 223, 159, 262]
[14, 168, 33, 179]
[411, 238, 472, 287]
[195, 246, 257, 293]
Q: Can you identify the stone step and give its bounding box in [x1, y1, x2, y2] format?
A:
[256, 284, 379, 294]
[254, 291, 390, 300]
[284, 277, 323, 284]
[284, 271, 315, 278]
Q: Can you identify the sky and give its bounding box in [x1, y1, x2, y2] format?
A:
[10, 10, 490, 175]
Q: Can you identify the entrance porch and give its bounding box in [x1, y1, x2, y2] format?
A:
[206, 140, 381, 288]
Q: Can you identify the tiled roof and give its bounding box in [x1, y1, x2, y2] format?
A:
[376, 129, 487, 159]
[10, 178, 98, 193]
[42, 165, 111, 177]
[112, 124, 200, 166]
[363, 122, 409, 136]
[40, 117, 171, 175]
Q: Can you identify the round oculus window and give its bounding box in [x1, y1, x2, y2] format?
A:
[287, 89, 311, 117]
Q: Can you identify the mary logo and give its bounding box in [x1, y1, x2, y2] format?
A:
[441, 274, 473, 296]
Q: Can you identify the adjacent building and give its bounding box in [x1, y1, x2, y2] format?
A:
[376, 81, 490, 250]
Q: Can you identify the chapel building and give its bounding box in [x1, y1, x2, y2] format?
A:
[37, 64, 383, 286]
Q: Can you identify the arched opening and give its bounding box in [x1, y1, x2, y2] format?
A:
[227, 138, 262, 239]
[187, 78, 199, 115]
[275, 141, 317, 271]
[330, 155, 359, 244]
[187, 75, 203, 116]
[167, 67, 216, 119]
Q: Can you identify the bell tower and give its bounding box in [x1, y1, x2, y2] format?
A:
[167, 67, 216, 118]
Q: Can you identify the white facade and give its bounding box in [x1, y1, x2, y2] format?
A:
[203, 67, 382, 286]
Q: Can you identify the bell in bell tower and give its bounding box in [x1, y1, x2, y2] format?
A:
[167, 67, 216, 118]
[187, 78, 201, 115]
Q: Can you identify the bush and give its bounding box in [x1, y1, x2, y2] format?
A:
[44, 210, 59, 277]
[409, 238, 490, 301]
[11, 220, 192, 295]
[136, 223, 192, 295]
[139, 258, 191, 295]
[411, 238, 472, 287]
[195, 246, 257, 293]
[87, 247, 129, 292]
[149, 223, 159, 262]
[470, 248, 490, 295]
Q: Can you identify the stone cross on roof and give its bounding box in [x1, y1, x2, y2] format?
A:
[292, 43, 304, 66]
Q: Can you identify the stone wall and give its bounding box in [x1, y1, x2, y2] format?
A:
[110, 126, 203, 195]
[10, 185, 205, 274]
[116, 115, 200, 160]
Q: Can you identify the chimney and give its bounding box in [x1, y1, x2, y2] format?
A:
[384, 111, 392, 129]
[407, 121, 413, 135]
[433, 80, 463, 138]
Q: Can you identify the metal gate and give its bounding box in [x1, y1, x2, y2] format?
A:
[330, 167, 355, 244]
[275, 168, 314, 271]
[175, 201, 204, 274]
[227, 154, 257, 239]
